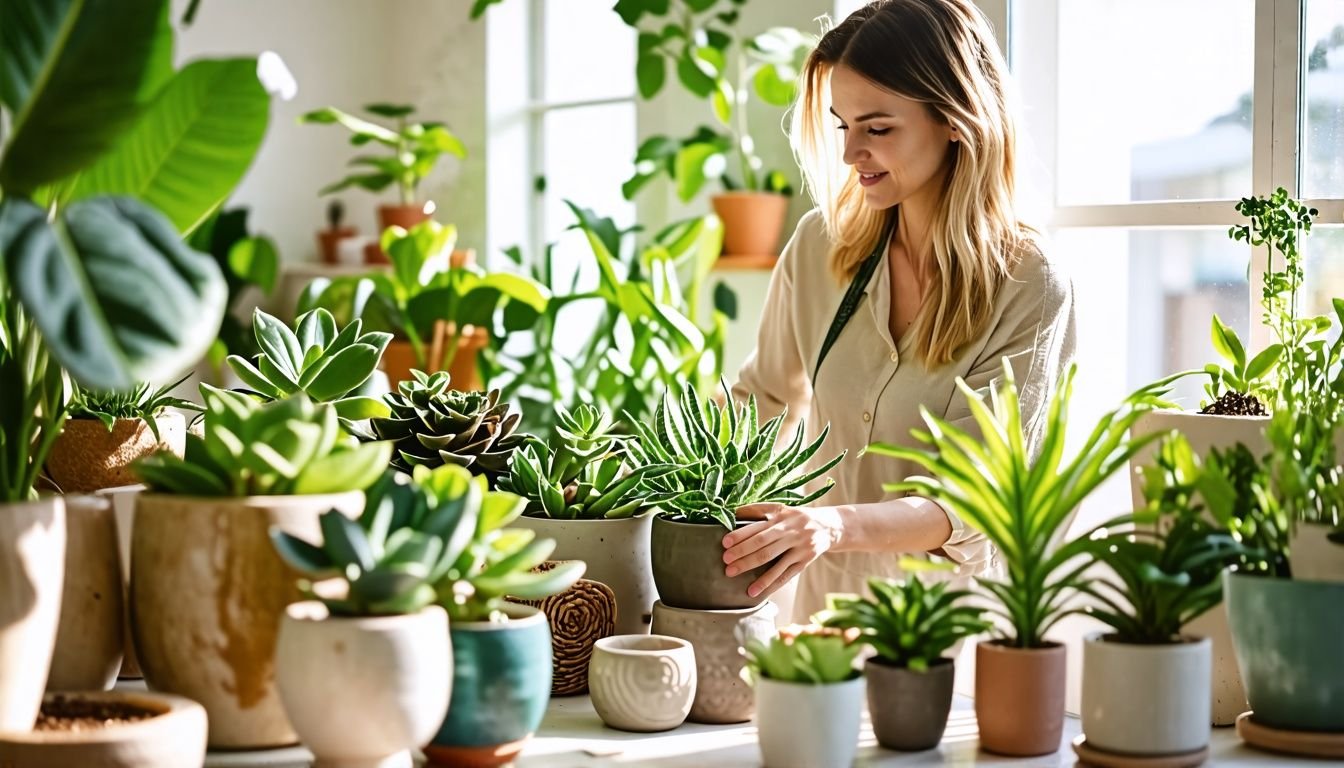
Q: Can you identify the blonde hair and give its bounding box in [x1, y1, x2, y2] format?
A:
[791, 0, 1031, 367]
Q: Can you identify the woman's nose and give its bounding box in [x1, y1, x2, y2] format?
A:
[841, 133, 867, 166]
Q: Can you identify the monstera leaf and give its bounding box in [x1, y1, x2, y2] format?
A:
[0, 196, 227, 390]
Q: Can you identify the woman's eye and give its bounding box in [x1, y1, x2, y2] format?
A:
[868, 128, 891, 136]
[835, 124, 849, 131]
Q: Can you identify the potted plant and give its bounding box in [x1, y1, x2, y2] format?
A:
[301, 102, 467, 259]
[816, 570, 990, 751]
[130, 387, 391, 748]
[422, 467, 585, 767]
[742, 625, 864, 768]
[1075, 433, 1256, 760]
[270, 469, 467, 768]
[316, 200, 358, 265]
[626, 380, 844, 611]
[875, 361, 1176, 756]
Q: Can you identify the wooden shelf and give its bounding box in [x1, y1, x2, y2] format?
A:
[713, 253, 778, 271]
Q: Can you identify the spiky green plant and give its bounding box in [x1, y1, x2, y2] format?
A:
[742, 625, 862, 685]
[625, 380, 845, 529]
[68, 374, 198, 441]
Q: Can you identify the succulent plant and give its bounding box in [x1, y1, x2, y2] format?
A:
[228, 307, 391, 422]
[742, 625, 862, 685]
[498, 404, 656, 519]
[134, 385, 392, 497]
[68, 373, 199, 441]
[363, 370, 530, 484]
[625, 380, 845, 529]
[816, 573, 991, 671]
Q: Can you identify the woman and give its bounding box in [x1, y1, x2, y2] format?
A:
[724, 0, 1076, 621]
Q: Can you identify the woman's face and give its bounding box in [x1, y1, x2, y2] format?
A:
[829, 63, 955, 211]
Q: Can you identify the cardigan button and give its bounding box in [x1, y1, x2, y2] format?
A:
[862, 412, 872, 422]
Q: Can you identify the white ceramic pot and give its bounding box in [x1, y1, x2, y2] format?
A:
[755, 675, 864, 768]
[589, 634, 696, 732]
[1081, 633, 1210, 755]
[276, 601, 451, 768]
[49, 495, 123, 691]
[1289, 522, 1344, 583]
[0, 497, 66, 731]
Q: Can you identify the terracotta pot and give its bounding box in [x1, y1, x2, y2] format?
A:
[46, 412, 186, 494]
[651, 516, 770, 610]
[366, 203, 435, 264]
[865, 657, 954, 751]
[1289, 522, 1344, 583]
[49, 495, 123, 692]
[0, 497, 66, 731]
[0, 690, 206, 768]
[514, 514, 657, 635]
[101, 485, 143, 680]
[130, 491, 364, 748]
[277, 602, 452, 768]
[650, 599, 777, 724]
[711, 192, 789, 258]
[381, 323, 489, 391]
[1081, 633, 1211, 754]
[755, 675, 864, 768]
[588, 634, 696, 732]
[974, 640, 1066, 756]
[317, 226, 358, 265]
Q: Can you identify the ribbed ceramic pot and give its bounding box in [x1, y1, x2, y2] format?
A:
[0, 497, 66, 731]
[755, 675, 864, 768]
[277, 602, 452, 768]
[651, 517, 770, 610]
[974, 640, 1066, 756]
[513, 514, 657, 635]
[46, 413, 185, 494]
[1225, 571, 1344, 731]
[1081, 633, 1211, 754]
[130, 491, 364, 748]
[650, 599, 777, 724]
[865, 657, 954, 751]
[589, 634, 696, 732]
[49, 494, 123, 692]
[426, 604, 552, 768]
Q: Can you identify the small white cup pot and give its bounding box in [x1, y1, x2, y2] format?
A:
[276, 601, 451, 768]
[589, 634, 697, 732]
[1081, 632, 1211, 755]
[755, 675, 865, 768]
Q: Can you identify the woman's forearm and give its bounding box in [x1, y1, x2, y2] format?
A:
[829, 496, 954, 555]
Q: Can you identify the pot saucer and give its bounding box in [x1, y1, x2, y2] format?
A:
[1071, 734, 1208, 768]
[1236, 711, 1344, 759]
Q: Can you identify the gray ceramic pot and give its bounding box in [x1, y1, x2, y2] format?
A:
[650, 599, 777, 724]
[865, 657, 954, 751]
[650, 517, 770, 610]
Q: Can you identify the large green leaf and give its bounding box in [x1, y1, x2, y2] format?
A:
[69, 58, 271, 234]
[0, 0, 173, 194]
[0, 195, 227, 389]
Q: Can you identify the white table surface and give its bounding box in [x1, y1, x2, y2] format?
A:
[200, 694, 1310, 767]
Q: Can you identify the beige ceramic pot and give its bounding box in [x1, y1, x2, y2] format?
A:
[49, 495, 123, 692]
[974, 640, 1066, 756]
[46, 412, 185, 494]
[100, 485, 143, 679]
[0, 690, 206, 768]
[1081, 633, 1211, 755]
[130, 491, 363, 748]
[711, 192, 788, 258]
[589, 635, 696, 732]
[0, 497, 66, 731]
[277, 601, 452, 768]
[650, 599, 777, 724]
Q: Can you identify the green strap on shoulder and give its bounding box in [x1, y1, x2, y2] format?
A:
[812, 215, 897, 383]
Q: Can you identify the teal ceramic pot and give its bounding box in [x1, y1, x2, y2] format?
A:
[425, 605, 552, 768]
[1224, 571, 1344, 731]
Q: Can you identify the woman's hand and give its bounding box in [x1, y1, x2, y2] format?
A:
[722, 503, 845, 599]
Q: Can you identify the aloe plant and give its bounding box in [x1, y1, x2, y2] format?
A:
[625, 381, 845, 529]
[134, 386, 391, 497]
[816, 572, 991, 671]
[873, 360, 1179, 648]
[68, 374, 199, 442]
[742, 625, 862, 685]
[227, 308, 391, 421]
[498, 404, 654, 519]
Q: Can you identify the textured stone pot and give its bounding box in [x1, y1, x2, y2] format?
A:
[46, 413, 186, 494]
[589, 634, 696, 732]
[650, 599, 777, 724]
[130, 491, 364, 748]
[756, 675, 864, 768]
[711, 191, 788, 258]
[49, 495, 123, 692]
[514, 514, 657, 634]
[1289, 522, 1344, 583]
[1081, 633, 1211, 754]
[426, 604, 551, 768]
[974, 640, 1066, 756]
[651, 516, 770, 610]
[277, 602, 451, 768]
[865, 657, 954, 751]
[0, 498, 66, 731]
[0, 690, 206, 768]
[1225, 571, 1344, 731]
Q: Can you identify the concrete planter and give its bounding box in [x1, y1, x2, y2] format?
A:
[651, 516, 769, 610]
[130, 491, 364, 748]
[0, 691, 205, 768]
[650, 599, 777, 724]
[589, 634, 696, 732]
[1289, 522, 1344, 583]
[277, 602, 451, 768]
[974, 640, 1066, 756]
[46, 413, 185, 494]
[0, 498, 66, 731]
[1081, 633, 1211, 754]
[865, 657, 954, 751]
[755, 675, 864, 768]
[49, 495, 123, 692]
